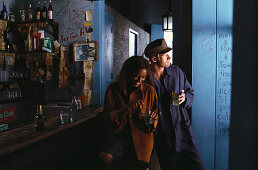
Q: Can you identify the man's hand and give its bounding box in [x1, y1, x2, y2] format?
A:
[179, 90, 186, 104]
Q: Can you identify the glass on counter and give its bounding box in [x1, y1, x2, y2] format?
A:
[60, 110, 69, 125]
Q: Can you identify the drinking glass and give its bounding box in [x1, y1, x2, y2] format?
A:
[142, 111, 153, 125]
[60, 111, 69, 125]
[171, 92, 180, 106]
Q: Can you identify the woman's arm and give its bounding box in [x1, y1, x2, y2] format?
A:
[102, 85, 144, 132]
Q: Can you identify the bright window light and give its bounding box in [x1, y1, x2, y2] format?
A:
[164, 31, 173, 63]
[129, 28, 138, 57]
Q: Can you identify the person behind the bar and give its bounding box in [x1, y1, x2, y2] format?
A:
[98, 56, 159, 170]
[143, 39, 205, 170]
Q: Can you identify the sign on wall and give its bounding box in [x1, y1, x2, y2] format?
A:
[54, 0, 94, 45]
[0, 107, 17, 124]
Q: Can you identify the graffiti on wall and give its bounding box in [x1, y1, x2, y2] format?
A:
[55, 0, 94, 45]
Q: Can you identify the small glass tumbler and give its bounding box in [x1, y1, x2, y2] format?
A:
[60, 111, 69, 125]
[171, 92, 180, 106]
[142, 111, 153, 125]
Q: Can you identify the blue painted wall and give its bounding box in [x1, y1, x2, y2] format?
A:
[192, 0, 233, 170]
[103, 14, 114, 93]
[192, 1, 216, 169]
[215, 1, 233, 169]
[92, 0, 105, 105]
[150, 24, 163, 41]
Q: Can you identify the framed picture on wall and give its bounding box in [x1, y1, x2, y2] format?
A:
[73, 41, 98, 62]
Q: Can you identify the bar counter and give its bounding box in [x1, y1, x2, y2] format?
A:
[0, 106, 106, 170]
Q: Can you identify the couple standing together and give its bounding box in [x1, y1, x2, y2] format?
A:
[98, 39, 204, 170]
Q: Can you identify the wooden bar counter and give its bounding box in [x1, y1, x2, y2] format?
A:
[0, 106, 107, 170]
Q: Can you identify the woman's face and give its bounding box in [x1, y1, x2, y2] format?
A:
[129, 68, 148, 88]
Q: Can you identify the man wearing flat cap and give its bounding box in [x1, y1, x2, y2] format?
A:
[144, 39, 204, 170]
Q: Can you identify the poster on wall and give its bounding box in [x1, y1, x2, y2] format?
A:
[73, 41, 98, 61]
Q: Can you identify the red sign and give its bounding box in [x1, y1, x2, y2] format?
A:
[0, 107, 17, 124]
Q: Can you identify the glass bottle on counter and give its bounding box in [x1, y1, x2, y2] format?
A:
[34, 105, 45, 132]
[70, 96, 78, 123]
[48, 0, 53, 20]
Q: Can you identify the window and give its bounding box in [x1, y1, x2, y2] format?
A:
[129, 28, 138, 57]
[164, 31, 173, 63]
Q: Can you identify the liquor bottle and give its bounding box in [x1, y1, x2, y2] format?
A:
[0, 30, 5, 50]
[4, 31, 11, 52]
[42, 0, 47, 20]
[27, 26, 33, 51]
[36, 0, 41, 21]
[47, 0, 53, 20]
[1, 1, 8, 20]
[20, 9, 25, 22]
[34, 105, 45, 132]
[27, 4, 33, 22]
[9, 5, 15, 22]
[33, 36, 37, 51]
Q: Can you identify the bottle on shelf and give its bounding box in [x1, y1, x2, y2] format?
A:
[33, 35, 38, 51]
[27, 3, 33, 22]
[4, 31, 11, 52]
[48, 0, 53, 20]
[20, 9, 26, 22]
[9, 5, 15, 22]
[27, 26, 33, 51]
[34, 105, 45, 132]
[42, 0, 47, 20]
[0, 30, 6, 51]
[1, 1, 8, 20]
[36, 0, 41, 21]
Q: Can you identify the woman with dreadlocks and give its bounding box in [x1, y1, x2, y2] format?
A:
[98, 56, 159, 170]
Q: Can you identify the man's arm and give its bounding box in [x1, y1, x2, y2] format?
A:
[181, 73, 194, 109]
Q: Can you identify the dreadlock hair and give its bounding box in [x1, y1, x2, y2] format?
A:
[118, 56, 155, 91]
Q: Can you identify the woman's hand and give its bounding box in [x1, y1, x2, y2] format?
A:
[150, 111, 158, 122]
[150, 111, 158, 128]
[128, 99, 144, 116]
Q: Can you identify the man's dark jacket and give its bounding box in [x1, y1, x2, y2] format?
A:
[153, 64, 196, 152]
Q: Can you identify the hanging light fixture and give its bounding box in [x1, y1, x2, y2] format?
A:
[162, 0, 173, 31]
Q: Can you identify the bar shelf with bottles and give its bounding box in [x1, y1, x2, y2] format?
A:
[0, 52, 28, 103]
[16, 21, 59, 44]
[0, 0, 58, 103]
